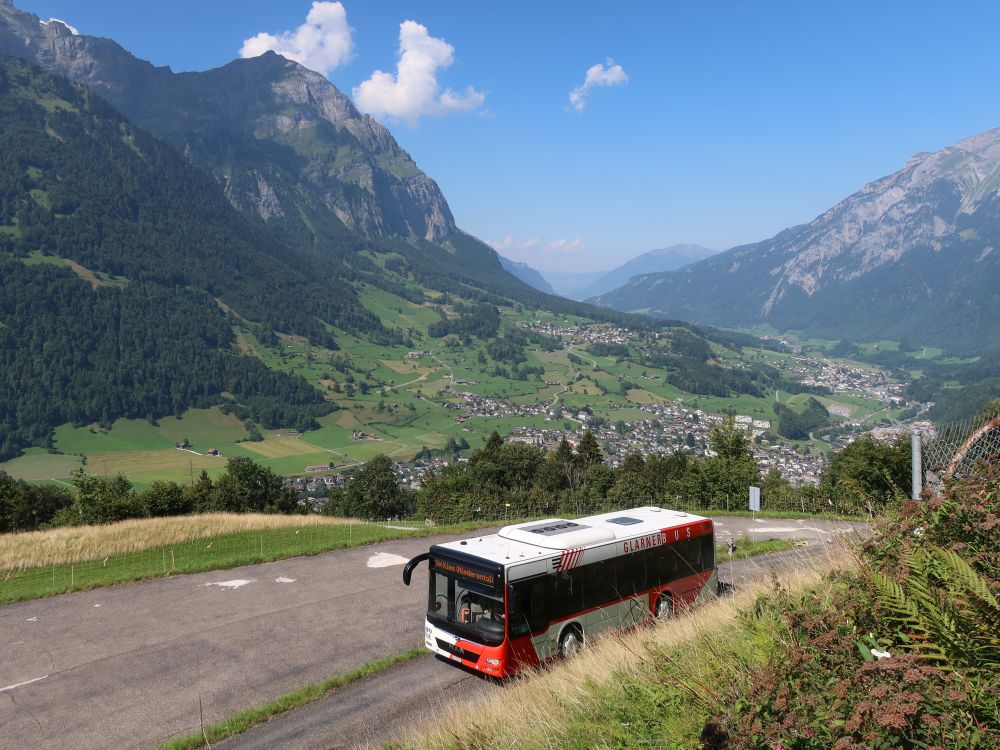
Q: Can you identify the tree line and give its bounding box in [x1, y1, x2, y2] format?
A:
[0, 456, 297, 533]
[324, 424, 911, 523]
[1, 424, 912, 535]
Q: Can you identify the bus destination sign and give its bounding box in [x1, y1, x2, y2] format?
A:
[432, 557, 499, 589]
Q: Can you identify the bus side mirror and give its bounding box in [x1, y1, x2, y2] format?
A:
[402, 552, 431, 586]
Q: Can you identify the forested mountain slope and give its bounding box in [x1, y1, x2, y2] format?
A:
[0, 57, 352, 458]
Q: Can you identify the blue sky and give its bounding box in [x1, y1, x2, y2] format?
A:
[17, 1, 1000, 271]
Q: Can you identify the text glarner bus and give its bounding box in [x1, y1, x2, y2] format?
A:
[402, 506, 716, 677]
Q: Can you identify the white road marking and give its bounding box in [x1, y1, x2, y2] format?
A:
[366, 552, 409, 568]
[94, 604, 102, 608]
[25, 617, 37, 622]
[202, 579, 256, 589]
[10, 642, 24, 646]
[383, 525, 419, 531]
[275, 577, 296, 583]
[747, 526, 804, 533]
[0, 675, 48, 693]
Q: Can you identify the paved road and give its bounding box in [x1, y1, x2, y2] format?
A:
[219, 543, 848, 750]
[0, 517, 861, 749]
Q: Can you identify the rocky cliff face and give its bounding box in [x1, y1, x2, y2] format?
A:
[0, 2, 456, 243]
[757, 127, 1000, 311]
[595, 127, 1000, 351]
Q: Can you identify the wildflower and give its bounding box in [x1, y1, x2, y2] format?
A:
[871, 648, 891, 660]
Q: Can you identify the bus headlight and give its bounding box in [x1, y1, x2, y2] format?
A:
[485, 657, 501, 666]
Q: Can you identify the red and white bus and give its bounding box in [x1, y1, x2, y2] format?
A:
[403, 506, 716, 677]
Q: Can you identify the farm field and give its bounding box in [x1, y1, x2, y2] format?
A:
[0, 448, 83, 482]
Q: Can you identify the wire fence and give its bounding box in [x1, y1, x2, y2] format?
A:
[0, 521, 415, 605]
[921, 404, 1000, 489]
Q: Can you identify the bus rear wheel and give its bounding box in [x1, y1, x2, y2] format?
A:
[655, 593, 674, 620]
[558, 627, 582, 659]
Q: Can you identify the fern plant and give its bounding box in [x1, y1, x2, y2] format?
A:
[870, 543, 1000, 675]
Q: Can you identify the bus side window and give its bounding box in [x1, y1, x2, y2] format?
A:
[583, 560, 616, 609]
[552, 570, 582, 620]
[652, 546, 675, 586]
[684, 539, 703, 573]
[701, 534, 715, 571]
[616, 553, 646, 596]
[667, 539, 700, 576]
[510, 579, 547, 636]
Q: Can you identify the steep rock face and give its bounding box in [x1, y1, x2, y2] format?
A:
[595, 127, 1000, 351]
[0, 2, 456, 242]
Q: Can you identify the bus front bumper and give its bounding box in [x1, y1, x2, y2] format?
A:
[424, 619, 507, 676]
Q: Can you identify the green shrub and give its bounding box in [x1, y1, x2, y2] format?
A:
[703, 459, 1000, 748]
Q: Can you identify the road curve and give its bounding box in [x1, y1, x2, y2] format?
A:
[0, 517, 860, 750]
[218, 541, 851, 750]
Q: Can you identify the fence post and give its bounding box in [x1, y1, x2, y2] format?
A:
[911, 428, 922, 500]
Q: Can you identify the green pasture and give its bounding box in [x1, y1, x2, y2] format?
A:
[0, 448, 82, 482]
[53, 408, 250, 455]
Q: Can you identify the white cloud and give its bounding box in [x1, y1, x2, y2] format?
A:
[488, 235, 540, 254]
[569, 59, 628, 112]
[41, 18, 79, 35]
[240, 2, 354, 76]
[546, 237, 586, 253]
[489, 235, 584, 258]
[353, 21, 485, 127]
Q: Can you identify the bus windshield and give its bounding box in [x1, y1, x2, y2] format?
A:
[428, 567, 505, 645]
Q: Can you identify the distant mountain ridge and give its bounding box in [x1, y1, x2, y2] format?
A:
[498, 256, 554, 294]
[538, 270, 605, 298]
[595, 127, 1000, 352]
[575, 244, 715, 300]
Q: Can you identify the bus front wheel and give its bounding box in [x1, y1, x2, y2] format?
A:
[558, 627, 583, 659]
[655, 593, 674, 620]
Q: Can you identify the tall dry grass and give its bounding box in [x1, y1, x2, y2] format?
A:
[406, 543, 856, 750]
[0, 513, 358, 569]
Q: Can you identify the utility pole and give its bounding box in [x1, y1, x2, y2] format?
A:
[911, 429, 922, 500]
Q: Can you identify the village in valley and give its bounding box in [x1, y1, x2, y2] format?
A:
[283, 317, 929, 502]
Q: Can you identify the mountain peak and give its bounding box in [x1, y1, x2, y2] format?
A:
[0, 6, 457, 242]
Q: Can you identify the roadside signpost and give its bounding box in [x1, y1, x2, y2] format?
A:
[749, 485, 760, 537]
